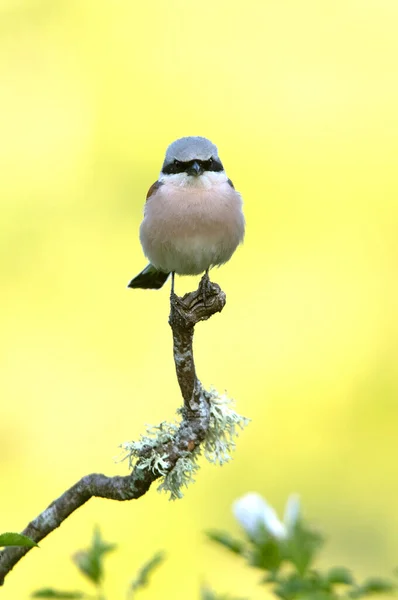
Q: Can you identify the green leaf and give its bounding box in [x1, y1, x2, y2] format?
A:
[327, 566, 354, 585]
[0, 532, 38, 548]
[297, 593, 335, 600]
[249, 537, 282, 572]
[200, 584, 248, 599]
[201, 587, 216, 600]
[31, 590, 85, 598]
[130, 551, 165, 595]
[272, 570, 333, 600]
[283, 521, 324, 575]
[205, 530, 245, 555]
[273, 573, 314, 600]
[358, 577, 396, 595]
[72, 526, 116, 585]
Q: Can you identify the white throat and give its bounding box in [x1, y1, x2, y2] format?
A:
[159, 171, 228, 190]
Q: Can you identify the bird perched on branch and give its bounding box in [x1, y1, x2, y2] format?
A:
[127, 136, 245, 293]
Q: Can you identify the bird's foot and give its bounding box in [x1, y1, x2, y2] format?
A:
[199, 271, 212, 307]
[169, 274, 226, 326]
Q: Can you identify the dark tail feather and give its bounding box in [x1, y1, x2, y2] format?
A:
[127, 264, 170, 290]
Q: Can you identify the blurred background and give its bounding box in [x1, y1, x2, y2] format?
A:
[1, 0, 398, 598]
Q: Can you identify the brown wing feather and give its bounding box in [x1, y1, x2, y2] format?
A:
[146, 180, 163, 201]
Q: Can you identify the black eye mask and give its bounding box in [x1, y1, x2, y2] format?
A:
[162, 157, 224, 175]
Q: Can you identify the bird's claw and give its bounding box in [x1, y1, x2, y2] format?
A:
[199, 271, 213, 307]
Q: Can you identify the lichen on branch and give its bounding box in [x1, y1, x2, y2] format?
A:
[120, 388, 249, 500]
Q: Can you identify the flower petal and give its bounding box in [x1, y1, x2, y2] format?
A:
[283, 493, 300, 531]
[233, 493, 269, 538]
[233, 493, 287, 540]
[261, 503, 287, 539]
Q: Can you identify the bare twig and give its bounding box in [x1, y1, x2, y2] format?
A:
[0, 275, 226, 585]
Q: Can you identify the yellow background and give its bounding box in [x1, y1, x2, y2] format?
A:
[1, 1, 398, 598]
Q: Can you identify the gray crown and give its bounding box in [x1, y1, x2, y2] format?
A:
[163, 136, 219, 166]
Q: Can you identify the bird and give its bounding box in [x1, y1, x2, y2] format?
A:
[127, 136, 245, 293]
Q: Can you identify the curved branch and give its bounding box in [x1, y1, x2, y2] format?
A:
[0, 275, 226, 585]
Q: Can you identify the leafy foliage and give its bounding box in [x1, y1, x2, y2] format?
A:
[0, 532, 38, 548]
[30, 497, 397, 599]
[72, 526, 116, 585]
[32, 528, 164, 599]
[205, 530, 245, 554]
[32, 590, 84, 598]
[129, 551, 165, 597]
[201, 584, 248, 599]
[207, 494, 397, 600]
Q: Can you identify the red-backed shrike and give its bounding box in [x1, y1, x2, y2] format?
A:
[128, 136, 245, 291]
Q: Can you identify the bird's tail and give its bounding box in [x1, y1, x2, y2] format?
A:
[127, 264, 170, 290]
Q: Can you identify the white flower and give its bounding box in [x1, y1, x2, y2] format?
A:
[233, 493, 300, 541]
[283, 493, 300, 530]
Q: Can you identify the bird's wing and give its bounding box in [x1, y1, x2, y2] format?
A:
[146, 180, 163, 201]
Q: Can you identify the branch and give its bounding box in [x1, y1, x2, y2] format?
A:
[0, 275, 226, 585]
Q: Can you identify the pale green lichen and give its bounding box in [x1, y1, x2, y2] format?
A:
[203, 388, 250, 465]
[119, 390, 249, 500]
[119, 421, 178, 471]
[118, 421, 178, 476]
[158, 451, 201, 500]
[137, 452, 170, 477]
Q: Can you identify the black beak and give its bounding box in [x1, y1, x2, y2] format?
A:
[187, 160, 203, 177]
